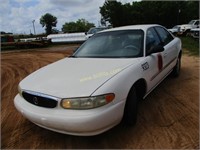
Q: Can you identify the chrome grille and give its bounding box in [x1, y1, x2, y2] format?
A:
[22, 91, 58, 108]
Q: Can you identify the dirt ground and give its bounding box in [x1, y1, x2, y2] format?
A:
[1, 45, 199, 149]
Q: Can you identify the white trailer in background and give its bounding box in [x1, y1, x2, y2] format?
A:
[47, 33, 87, 43]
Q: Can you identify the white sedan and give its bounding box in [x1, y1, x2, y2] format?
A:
[14, 25, 182, 136]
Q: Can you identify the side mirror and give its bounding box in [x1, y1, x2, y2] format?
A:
[148, 45, 164, 55]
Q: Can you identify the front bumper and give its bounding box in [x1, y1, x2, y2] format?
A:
[14, 94, 125, 136]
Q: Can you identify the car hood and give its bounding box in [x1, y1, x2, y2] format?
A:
[20, 57, 142, 98]
[168, 28, 178, 32]
[179, 24, 193, 28]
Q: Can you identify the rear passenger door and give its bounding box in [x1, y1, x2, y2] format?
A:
[154, 26, 177, 74]
[145, 26, 177, 92]
[145, 27, 165, 91]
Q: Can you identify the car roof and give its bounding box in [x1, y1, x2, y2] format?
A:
[100, 24, 160, 33]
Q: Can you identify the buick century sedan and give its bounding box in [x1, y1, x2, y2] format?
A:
[14, 25, 182, 136]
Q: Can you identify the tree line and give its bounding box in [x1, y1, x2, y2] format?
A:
[39, 1, 198, 35]
[100, 1, 199, 28]
[40, 13, 94, 35]
[62, 19, 94, 33]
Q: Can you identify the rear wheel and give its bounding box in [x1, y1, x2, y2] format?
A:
[123, 87, 138, 126]
[171, 56, 181, 77]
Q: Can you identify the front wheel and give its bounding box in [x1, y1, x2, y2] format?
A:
[123, 87, 138, 126]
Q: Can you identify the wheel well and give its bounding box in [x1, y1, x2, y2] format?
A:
[185, 29, 190, 32]
[132, 79, 147, 100]
[179, 50, 182, 59]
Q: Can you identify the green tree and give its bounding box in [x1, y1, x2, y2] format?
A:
[178, 1, 199, 24]
[40, 13, 57, 35]
[62, 19, 95, 33]
[100, 1, 199, 28]
[100, 1, 124, 27]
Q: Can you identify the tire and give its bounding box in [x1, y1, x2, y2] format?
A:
[123, 87, 138, 126]
[171, 56, 181, 77]
[183, 30, 190, 36]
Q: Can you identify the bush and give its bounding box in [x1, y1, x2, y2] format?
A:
[180, 37, 199, 56]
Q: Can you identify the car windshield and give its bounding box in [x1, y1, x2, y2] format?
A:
[173, 26, 178, 29]
[188, 20, 195, 25]
[74, 30, 144, 58]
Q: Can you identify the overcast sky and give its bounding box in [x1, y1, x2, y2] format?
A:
[0, 0, 137, 34]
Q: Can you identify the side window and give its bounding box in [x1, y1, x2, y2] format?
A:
[155, 27, 174, 46]
[146, 28, 161, 54]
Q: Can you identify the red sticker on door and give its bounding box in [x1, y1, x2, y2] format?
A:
[157, 53, 163, 71]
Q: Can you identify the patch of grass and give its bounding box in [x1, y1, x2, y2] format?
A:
[180, 36, 199, 56]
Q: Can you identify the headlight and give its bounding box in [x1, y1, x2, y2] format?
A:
[61, 93, 115, 109]
[18, 85, 23, 97]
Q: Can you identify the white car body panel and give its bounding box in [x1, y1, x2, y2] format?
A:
[14, 24, 182, 136]
[168, 28, 178, 33]
[93, 38, 180, 101]
[14, 94, 125, 136]
[20, 58, 142, 98]
[176, 20, 199, 34]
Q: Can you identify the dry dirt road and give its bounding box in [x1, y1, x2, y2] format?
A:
[1, 45, 199, 149]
